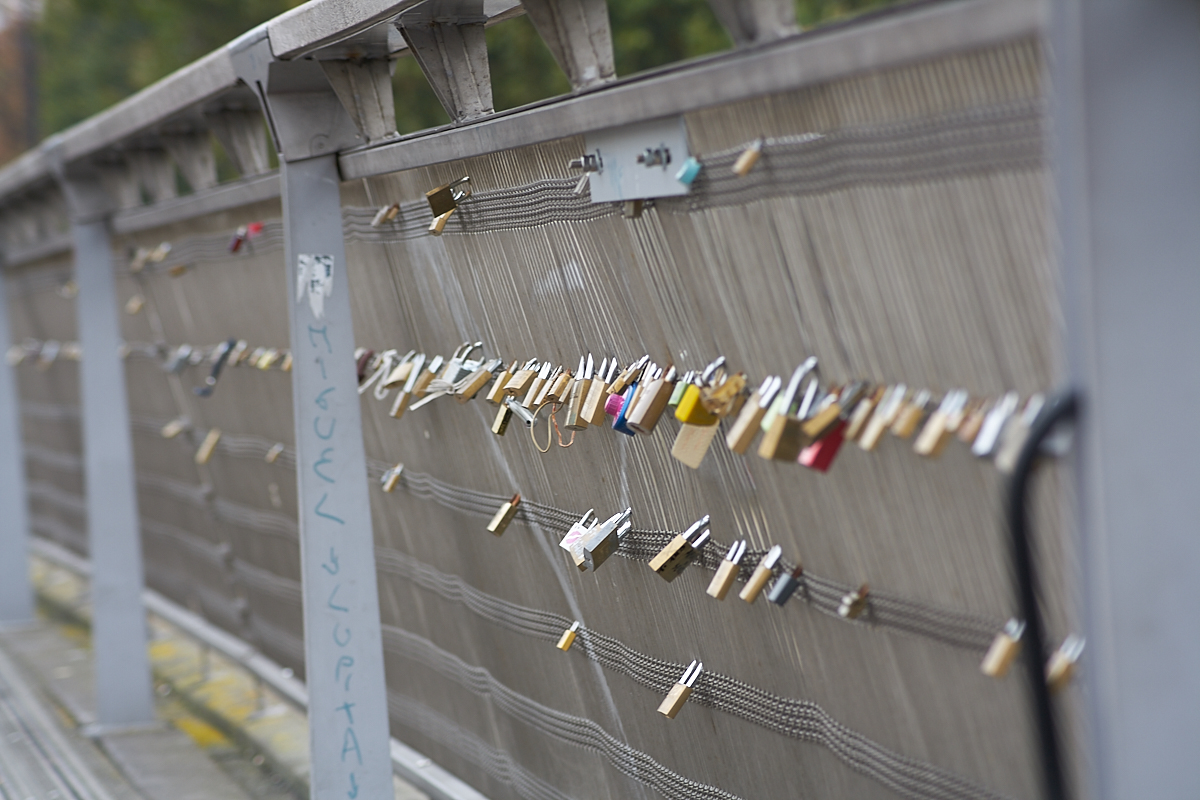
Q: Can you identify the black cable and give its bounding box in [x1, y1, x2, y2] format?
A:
[1006, 389, 1077, 800]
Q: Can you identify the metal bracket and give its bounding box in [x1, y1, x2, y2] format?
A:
[582, 116, 693, 203]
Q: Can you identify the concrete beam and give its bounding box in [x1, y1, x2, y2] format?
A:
[522, 0, 615, 90]
[396, 2, 493, 123]
[163, 132, 219, 193]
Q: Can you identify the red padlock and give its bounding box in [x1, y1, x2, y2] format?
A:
[799, 420, 847, 472]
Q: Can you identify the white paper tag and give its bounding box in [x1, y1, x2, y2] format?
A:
[296, 254, 334, 319]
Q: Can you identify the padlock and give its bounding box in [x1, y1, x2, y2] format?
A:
[426, 176, 471, 217]
[914, 389, 969, 457]
[891, 390, 931, 439]
[957, 400, 989, 444]
[648, 515, 711, 582]
[725, 375, 781, 454]
[980, 618, 1025, 678]
[371, 202, 400, 227]
[390, 353, 427, 419]
[487, 494, 521, 536]
[565, 355, 593, 430]
[265, 443, 284, 463]
[838, 584, 870, 619]
[380, 464, 404, 493]
[125, 295, 145, 315]
[700, 371, 747, 419]
[491, 403, 512, 436]
[768, 564, 805, 606]
[455, 358, 502, 403]
[844, 386, 883, 442]
[732, 138, 764, 176]
[503, 359, 539, 396]
[612, 380, 641, 436]
[971, 392, 1019, 457]
[557, 621, 580, 652]
[627, 365, 677, 435]
[581, 508, 632, 571]
[802, 382, 865, 440]
[668, 371, 694, 407]
[798, 419, 847, 472]
[546, 368, 573, 403]
[559, 509, 599, 570]
[740, 545, 782, 604]
[195, 428, 221, 465]
[658, 660, 702, 719]
[485, 360, 517, 404]
[583, 358, 618, 426]
[675, 357, 725, 425]
[257, 348, 281, 370]
[759, 362, 820, 461]
[280, 352, 293, 372]
[356, 349, 376, 385]
[524, 362, 554, 408]
[412, 355, 444, 399]
[441, 342, 481, 383]
[858, 384, 906, 451]
[1046, 634, 1085, 693]
[161, 418, 188, 439]
[706, 540, 747, 600]
[532, 365, 561, 408]
[671, 423, 722, 469]
[994, 394, 1046, 473]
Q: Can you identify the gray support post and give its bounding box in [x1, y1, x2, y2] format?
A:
[1051, 1, 1200, 798]
[0, 257, 34, 625]
[56, 166, 156, 725]
[232, 35, 390, 800]
[206, 109, 272, 178]
[521, 0, 616, 90]
[704, 0, 797, 47]
[396, 2, 494, 122]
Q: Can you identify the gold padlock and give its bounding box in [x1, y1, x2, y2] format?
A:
[994, 394, 1046, 473]
[758, 371, 820, 461]
[389, 353, 426, 420]
[648, 516, 711, 582]
[700, 370, 746, 419]
[557, 621, 580, 652]
[487, 494, 521, 536]
[425, 176, 470, 217]
[161, 418, 188, 439]
[627, 365, 677, 435]
[890, 390, 931, 439]
[914, 390, 968, 457]
[844, 386, 883, 442]
[503, 358, 539, 396]
[583, 358, 618, 426]
[739, 545, 782, 604]
[981, 619, 1025, 678]
[486, 361, 517, 404]
[491, 403, 512, 436]
[859, 384, 906, 451]
[838, 584, 870, 619]
[671, 423, 721, 469]
[411, 355, 444, 399]
[706, 540, 747, 600]
[381, 464, 404, 493]
[732, 138, 763, 176]
[658, 660, 702, 719]
[125, 295, 145, 315]
[523, 363, 554, 408]
[725, 376, 781, 454]
[280, 352, 293, 372]
[1046, 635, 1085, 693]
[956, 400, 988, 444]
[195, 428, 221, 465]
[455, 358, 501, 403]
[265, 443, 284, 464]
[564, 355, 593, 430]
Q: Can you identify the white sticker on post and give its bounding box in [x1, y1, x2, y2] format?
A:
[296, 254, 334, 319]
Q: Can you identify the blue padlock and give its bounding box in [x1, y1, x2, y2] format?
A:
[675, 156, 702, 186]
[612, 381, 639, 436]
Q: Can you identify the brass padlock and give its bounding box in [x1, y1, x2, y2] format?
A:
[523, 362, 554, 408]
[265, 443, 284, 463]
[557, 621, 580, 652]
[803, 382, 866, 440]
[706, 539, 747, 600]
[671, 423, 721, 469]
[858, 384, 907, 451]
[390, 353, 426, 419]
[125, 295, 145, 315]
[758, 361, 820, 461]
[428, 208, 454, 235]
[844, 386, 883, 442]
[381, 464, 404, 493]
[371, 202, 400, 227]
[546, 368, 573, 403]
[648, 515, 711, 582]
[503, 358, 540, 396]
[980, 619, 1025, 678]
[740, 545, 782, 603]
[957, 400, 989, 444]
[890, 389, 931, 439]
[487, 494, 521, 536]
[1046, 634, 1085, 694]
[486, 360, 517, 404]
[455, 357, 502, 403]
[559, 509, 599, 571]
[425, 176, 470, 217]
[658, 660, 702, 719]
[161, 418, 188, 439]
[280, 352, 293, 372]
[195, 428, 221, 465]
[994, 394, 1046, 473]
[700, 370, 747, 419]
[257, 348, 281, 370]
[725, 375, 781, 454]
[583, 358, 618, 426]
[409, 354, 443, 399]
[581, 508, 632, 571]
[627, 365, 677, 435]
[838, 584, 870, 619]
[732, 138, 763, 176]
[913, 389, 968, 457]
[491, 403, 512, 436]
[564, 355, 593, 430]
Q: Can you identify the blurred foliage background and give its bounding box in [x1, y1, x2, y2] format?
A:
[34, 0, 902, 140]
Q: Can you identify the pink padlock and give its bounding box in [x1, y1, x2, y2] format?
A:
[605, 392, 626, 418]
